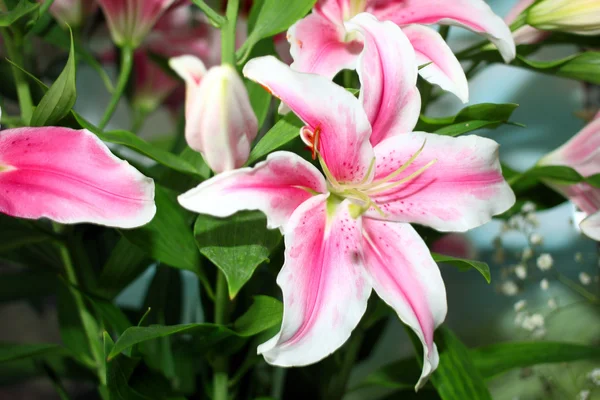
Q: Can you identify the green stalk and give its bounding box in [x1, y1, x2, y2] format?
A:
[1, 29, 34, 123]
[211, 2, 239, 398]
[55, 230, 106, 385]
[221, 0, 239, 67]
[191, 0, 226, 27]
[98, 45, 134, 130]
[327, 329, 365, 399]
[213, 271, 229, 400]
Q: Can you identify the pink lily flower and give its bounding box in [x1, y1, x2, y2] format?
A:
[286, 0, 515, 103]
[538, 112, 600, 241]
[178, 15, 514, 387]
[45, 0, 98, 28]
[505, 0, 550, 45]
[170, 56, 258, 173]
[97, 0, 178, 48]
[0, 122, 156, 228]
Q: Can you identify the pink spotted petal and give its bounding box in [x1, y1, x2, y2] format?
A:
[258, 195, 371, 366]
[345, 13, 421, 145]
[372, 0, 516, 62]
[0, 127, 155, 228]
[288, 12, 363, 79]
[362, 219, 446, 389]
[580, 211, 600, 241]
[369, 132, 515, 232]
[403, 24, 469, 103]
[177, 152, 327, 232]
[243, 56, 374, 184]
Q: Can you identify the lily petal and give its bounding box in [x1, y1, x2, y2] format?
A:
[243, 56, 374, 183]
[403, 24, 469, 103]
[373, 0, 516, 62]
[369, 132, 515, 232]
[362, 218, 446, 389]
[345, 13, 421, 145]
[258, 195, 371, 366]
[0, 127, 155, 228]
[580, 211, 600, 241]
[178, 151, 327, 232]
[288, 12, 363, 79]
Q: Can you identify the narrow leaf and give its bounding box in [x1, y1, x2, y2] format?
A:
[246, 113, 303, 164]
[432, 253, 491, 283]
[0, 0, 39, 27]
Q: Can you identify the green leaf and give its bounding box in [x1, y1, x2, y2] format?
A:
[432, 253, 491, 284]
[0, 343, 68, 363]
[57, 281, 95, 368]
[97, 238, 150, 299]
[246, 113, 304, 164]
[108, 296, 282, 359]
[238, 0, 316, 63]
[471, 341, 600, 379]
[0, 269, 57, 303]
[194, 211, 281, 298]
[0, 214, 53, 254]
[429, 328, 492, 400]
[121, 186, 201, 274]
[104, 332, 148, 400]
[233, 296, 283, 336]
[97, 129, 202, 178]
[514, 52, 600, 85]
[417, 103, 519, 136]
[30, 28, 76, 126]
[508, 165, 600, 194]
[0, 0, 39, 27]
[353, 357, 422, 391]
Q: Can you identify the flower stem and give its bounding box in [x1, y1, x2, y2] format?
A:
[54, 225, 106, 385]
[191, 0, 226, 27]
[213, 271, 229, 400]
[1, 29, 34, 123]
[98, 45, 134, 131]
[221, 0, 239, 66]
[327, 329, 364, 399]
[555, 271, 599, 304]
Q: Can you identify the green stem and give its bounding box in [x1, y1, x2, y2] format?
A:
[55, 228, 106, 385]
[213, 271, 229, 400]
[39, 0, 56, 16]
[221, 0, 239, 66]
[191, 0, 226, 27]
[2, 29, 34, 123]
[98, 46, 134, 131]
[327, 330, 364, 399]
[555, 271, 599, 304]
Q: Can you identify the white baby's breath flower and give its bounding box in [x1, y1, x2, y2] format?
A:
[501, 280, 519, 296]
[536, 253, 553, 271]
[578, 390, 590, 400]
[547, 298, 557, 310]
[579, 272, 592, 285]
[588, 368, 600, 386]
[515, 264, 527, 280]
[514, 299, 527, 312]
[540, 279, 549, 290]
[522, 247, 533, 260]
[521, 201, 536, 213]
[529, 233, 543, 245]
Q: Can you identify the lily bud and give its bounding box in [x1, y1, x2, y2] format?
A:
[97, 0, 177, 48]
[527, 0, 600, 35]
[132, 51, 179, 115]
[170, 56, 258, 173]
[46, 0, 97, 28]
[538, 113, 600, 240]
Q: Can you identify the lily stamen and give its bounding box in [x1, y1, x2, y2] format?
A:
[366, 159, 437, 195]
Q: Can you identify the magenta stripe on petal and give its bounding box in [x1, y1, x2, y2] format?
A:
[0, 127, 155, 228]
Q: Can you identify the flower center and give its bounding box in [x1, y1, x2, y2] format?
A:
[344, 0, 367, 21]
[316, 139, 436, 219]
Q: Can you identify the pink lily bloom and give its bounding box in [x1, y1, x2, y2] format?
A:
[170, 56, 258, 173]
[0, 123, 156, 228]
[45, 0, 98, 28]
[97, 0, 178, 48]
[286, 0, 516, 103]
[538, 112, 600, 241]
[505, 0, 550, 45]
[178, 15, 514, 387]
